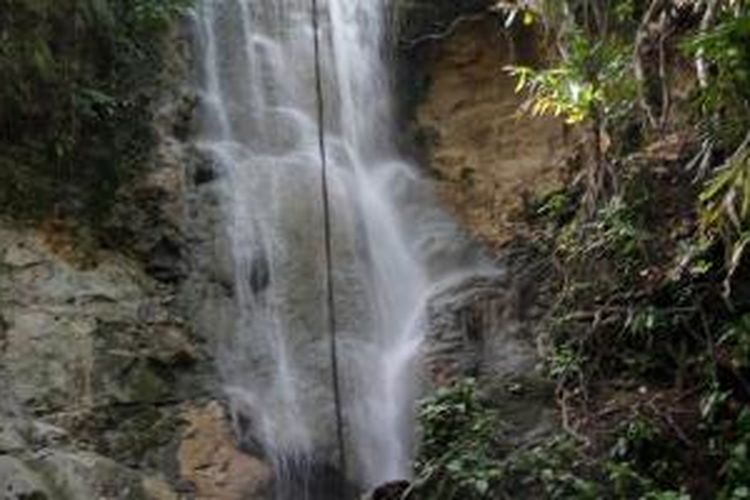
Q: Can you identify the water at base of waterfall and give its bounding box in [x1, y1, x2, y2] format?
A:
[193, 0, 494, 497]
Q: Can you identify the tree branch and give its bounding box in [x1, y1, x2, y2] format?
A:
[400, 13, 490, 50]
[657, 10, 673, 130]
[634, 0, 666, 130]
[696, 0, 720, 89]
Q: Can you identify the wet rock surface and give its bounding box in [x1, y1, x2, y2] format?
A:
[177, 402, 272, 500]
[0, 455, 53, 500]
[424, 268, 558, 453]
[425, 274, 536, 384]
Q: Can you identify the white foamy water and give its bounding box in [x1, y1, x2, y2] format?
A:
[193, 0, 494, 495]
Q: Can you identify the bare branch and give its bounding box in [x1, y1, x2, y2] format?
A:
[400, 13, 490, 50]
[696, 0, 720, 89]
[657, 10, 672, 130]
[634, 0, 666, 130]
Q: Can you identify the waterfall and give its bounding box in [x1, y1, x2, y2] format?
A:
[193, 0, 493, 496]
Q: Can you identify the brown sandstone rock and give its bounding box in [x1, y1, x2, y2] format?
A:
[415, 19, 567, 248]
[143, 476, 180, 500]
[178, 402, 272, 500]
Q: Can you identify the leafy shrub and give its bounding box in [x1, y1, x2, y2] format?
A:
[683, 11, 750, 154]
[410, 379, 502, 499]
[411, 378, 688, 499]
[507, 33, 635, 126]
[503, 436, 601, 499]
[502, 432, 688, 500]
[698, 148, 750, 285]
[702, 375, 750, 500]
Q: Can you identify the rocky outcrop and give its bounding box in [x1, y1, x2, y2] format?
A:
[0, 15, 273, 499]
[0, 136, 267, 500]
[0, 450, 151, 500]
[177, 403, 272, 500]
[402, 15, 567, 248]
[0, 455, 53, 499]
[425, 273, 556, 431]
[0, 221, 195, 498]
[425, 275, 532, 384]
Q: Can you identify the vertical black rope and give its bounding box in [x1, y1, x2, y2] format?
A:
[310, 0, 348, 492]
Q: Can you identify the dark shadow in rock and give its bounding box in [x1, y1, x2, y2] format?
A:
[147, 237, 186, 283]
[234, 412, 266, 459]
[368, 479, 410, 500]
[193, 157, 220, 185]
[249, 254, 270, 295]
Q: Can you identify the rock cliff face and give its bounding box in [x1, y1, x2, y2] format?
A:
[0, 19, 268, 499]
[401, 15, 567, 248]
[0, 219, 193, 499]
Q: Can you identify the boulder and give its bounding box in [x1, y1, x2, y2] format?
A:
[33, 450, 147, 500]
[0, 456, 52, 500]
[364, 479, 410, 500]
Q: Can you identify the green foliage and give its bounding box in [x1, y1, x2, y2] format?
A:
[604, 461, 688, 500]
[686, 10, 750, 98]
[626, 306, 668, 339]
[506, 15, 639, 211]
[699, 150, 750, 278]
[0, 0, 192, 223]
[504, 436, 601, 499]
[611, 414, 688, 492]
[498, 2, 750, 498]
[718, 315, 750, 372]
[132, 0, 193, 27]
[611, 417, 660, 463]
[684, 10, 750, 153]
[502, 432, 687, 499]
[702, 376, 750, 500]
[506, 33, 634, 125]
[688, 6, 750, 288]
[534, 188, 578, 224]
[535, 178, 664, 389]
[411, 378, 689, 499]
[507, 64, 595, 124]
[719, 408, 750, 500]
[548, 344, 584, 384]
[411, 379, 502, 499]
[558, 194, 647, 272]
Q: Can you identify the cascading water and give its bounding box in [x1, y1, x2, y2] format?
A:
[193, 0, 493, 497]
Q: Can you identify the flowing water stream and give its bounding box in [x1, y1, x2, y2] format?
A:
[193, 0, 493, 497]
